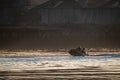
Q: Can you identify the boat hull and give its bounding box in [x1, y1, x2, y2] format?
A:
[68, 49, 87, 56]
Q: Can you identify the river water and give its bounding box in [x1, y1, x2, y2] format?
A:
[0, 54, 120, 71]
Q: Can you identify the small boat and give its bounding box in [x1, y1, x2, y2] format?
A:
[68, 49, 88, 56]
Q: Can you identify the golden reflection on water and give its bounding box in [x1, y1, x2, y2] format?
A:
[0, 53, 120, 80]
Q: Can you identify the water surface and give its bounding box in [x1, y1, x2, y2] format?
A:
[0, 53, 120, 71]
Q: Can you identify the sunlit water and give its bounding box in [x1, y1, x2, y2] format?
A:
[0, 53, 120, 71]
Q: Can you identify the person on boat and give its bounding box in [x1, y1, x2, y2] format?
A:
[81, 48, 87, 55]
[76, 46, 87, 55]
[76, 46, 82, 51]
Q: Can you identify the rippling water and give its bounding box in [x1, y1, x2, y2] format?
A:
[0, 54, 120, 71]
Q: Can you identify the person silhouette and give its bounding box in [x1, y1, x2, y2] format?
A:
[76, 46, 82, 51]
[81, 48, 87, 55]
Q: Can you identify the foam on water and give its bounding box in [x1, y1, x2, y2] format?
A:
[0, 54, 120, 71]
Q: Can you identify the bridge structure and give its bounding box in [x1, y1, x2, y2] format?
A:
[0, 0, 120, 25]
[28, 0, 120, 9]
[20, 0, 120, 25]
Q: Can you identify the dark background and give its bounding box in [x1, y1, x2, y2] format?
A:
[0, 0, 120, 50]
